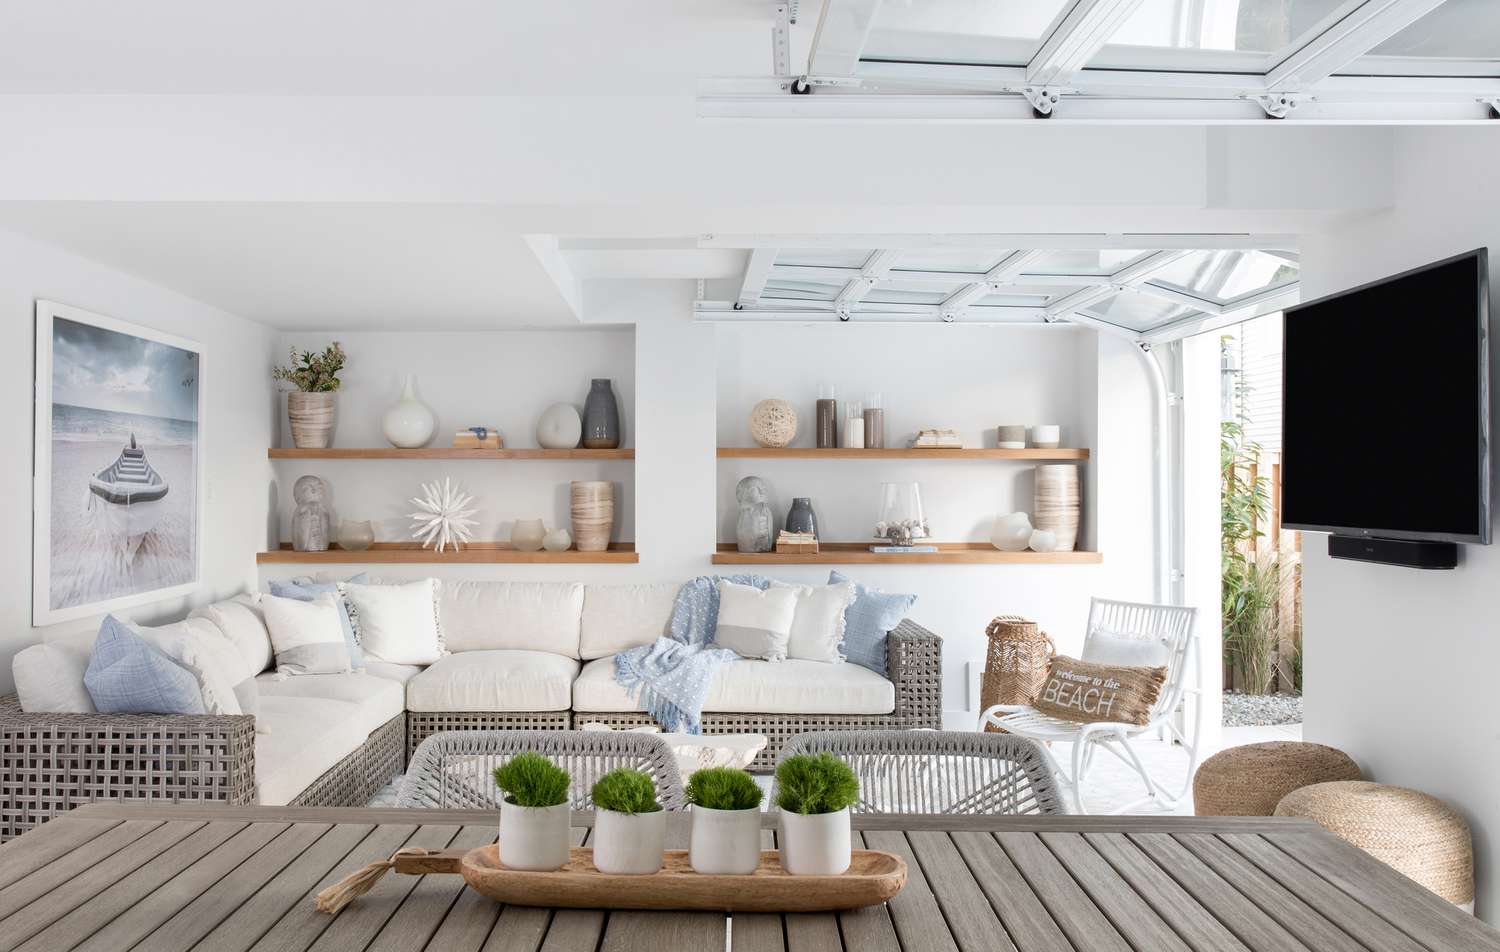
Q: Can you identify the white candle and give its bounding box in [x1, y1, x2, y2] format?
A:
[842, 417, 865, 448]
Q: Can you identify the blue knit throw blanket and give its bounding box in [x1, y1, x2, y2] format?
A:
[612, 574, 769, 733]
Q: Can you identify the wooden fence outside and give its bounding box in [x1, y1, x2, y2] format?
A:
[1225, 451, 1303, 694]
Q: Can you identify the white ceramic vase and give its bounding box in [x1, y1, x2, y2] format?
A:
[778, 807, 851, 875]
[543, 528, 573, 552]
[688, 805, 762, 875]
[499, 799, 571, 871]
[593, 809, 666, 875]
[1029, 529, 1060, 552]
[990, 512, 1034, 552]
[382, 374, 436, 448]
[537, 402, 583, 449]
[510, 518, 546, 552]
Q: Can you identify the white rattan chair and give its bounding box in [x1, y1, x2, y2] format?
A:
[774, 730, 1063, 816]
[978, 598, 1200, 815]
[396, 730, 687, 811]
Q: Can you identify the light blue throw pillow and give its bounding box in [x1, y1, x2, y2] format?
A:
[84, 616, 206, 715]
[269, 573, 368, 671]
[829, 571, 917, 677]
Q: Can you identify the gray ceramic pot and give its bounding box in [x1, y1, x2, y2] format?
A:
[582, 378, 622, 449]
[785, 497, 818, 538]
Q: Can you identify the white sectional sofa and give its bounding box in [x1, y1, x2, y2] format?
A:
[0, 579, 940, 839]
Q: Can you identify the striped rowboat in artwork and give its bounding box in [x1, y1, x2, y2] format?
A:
[88, 434, 169, 555]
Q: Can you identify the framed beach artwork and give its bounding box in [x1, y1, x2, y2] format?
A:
[32, 301, 204, 625]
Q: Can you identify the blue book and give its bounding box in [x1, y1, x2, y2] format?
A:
[870, 545, 939, 553]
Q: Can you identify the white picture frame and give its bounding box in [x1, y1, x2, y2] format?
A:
[33, 300, 205, 625]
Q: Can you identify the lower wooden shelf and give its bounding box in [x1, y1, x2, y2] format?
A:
[711, 543, 1102, 565]
[258, 542, 639, 564]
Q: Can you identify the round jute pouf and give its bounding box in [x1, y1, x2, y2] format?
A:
[1193, 741, 1361, 817]
[1276, 781, 1474, 908]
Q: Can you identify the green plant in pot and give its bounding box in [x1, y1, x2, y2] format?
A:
[273, 342, 347, 448]
[590, 769, 666, 875]
[774, 753, 860, 875]
[685, 767, 764, 875]
[493, 752, 572, 871]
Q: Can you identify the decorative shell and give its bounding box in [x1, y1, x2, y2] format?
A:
[748, 399, 798, 448]
[409, 477, 478, 553]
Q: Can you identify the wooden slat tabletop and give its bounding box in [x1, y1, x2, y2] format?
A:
[0, 804, 1494, 952]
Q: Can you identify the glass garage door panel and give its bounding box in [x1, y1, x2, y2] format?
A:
[862, 0, 1069, 67]
[892, 249, 1011, 273]
[1029, 249, 1151, 276]
[1151, 250, 1297, 303]
[1081, 292, 1198, 333]
[1369, 0, 1500, 60]
[1106, 0, 1348, 53]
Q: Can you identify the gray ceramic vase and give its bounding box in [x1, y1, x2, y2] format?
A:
[582, 378, 621, 449]
[785, 497, 818, 538]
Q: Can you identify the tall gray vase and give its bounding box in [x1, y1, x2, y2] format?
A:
[582, 378, 621, 449]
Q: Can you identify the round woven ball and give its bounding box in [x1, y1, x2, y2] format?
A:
[1276, 781, 1473, 906]
[1193, 741, 1360, 817]
[748, 399, 797, 448]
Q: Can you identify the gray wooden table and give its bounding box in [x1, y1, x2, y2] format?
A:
[1, 804, 1495, 952]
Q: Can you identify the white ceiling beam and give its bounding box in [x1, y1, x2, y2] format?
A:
[737, 247, 777, 308]
[695, 300, 1051, 325]
[1267, 0, 1451, 92]
[807, 0, 884, 79]
[1028, 0, 1150, 89]
[702, 233, 1299, 251]
[833, 249, 902, 319]
[1109, 249, 1193, 284]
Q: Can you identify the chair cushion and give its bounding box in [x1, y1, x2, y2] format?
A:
[255, 671, 404, 739]
[254, 696, 369, 806]
[440, 581, 585, 658]
[572, 656, 895, 715]
[189, 594, 275, 682]
[406, 650, 579, 712]
[580, 583, 678, 660]
[13, 643, 95, 713]
[1082, 625, 1172, 668]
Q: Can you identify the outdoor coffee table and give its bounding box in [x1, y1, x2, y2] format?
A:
[0, 803, 1495, 951]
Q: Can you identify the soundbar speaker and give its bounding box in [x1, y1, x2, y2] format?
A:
[1328, 535, 1458, 570]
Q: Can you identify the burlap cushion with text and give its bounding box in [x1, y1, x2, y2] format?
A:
[1032, 655, 1167, 726]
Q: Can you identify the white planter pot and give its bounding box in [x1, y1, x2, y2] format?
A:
[593, 808, 666, 875]
[778, 807, 852, 875]
[689, 805, 762, 875]
[499, 800, 571, 871]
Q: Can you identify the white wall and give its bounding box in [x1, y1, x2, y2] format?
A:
[1301, 127, 1500, 919]
[272, 330, 635, 546]
[0, 227, 276, 692]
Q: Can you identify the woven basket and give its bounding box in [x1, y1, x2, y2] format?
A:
[1276, 780, 1474, 907]
[980, 616, 1054, 733]
[1193, 741, 1361, 817]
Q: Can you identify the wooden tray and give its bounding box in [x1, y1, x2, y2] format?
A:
[396, 845, 907, 912]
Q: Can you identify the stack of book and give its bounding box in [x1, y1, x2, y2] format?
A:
[775, 531, 818, 554]
[910, 428, 963, 449]
[453, 427, 503, 449]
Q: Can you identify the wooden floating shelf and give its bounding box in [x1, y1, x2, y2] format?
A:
[268, 448, 634, 460]
[258, 542, 639, 564]
[712, 543, 1101, 565]
[717, 447, 1089, 460]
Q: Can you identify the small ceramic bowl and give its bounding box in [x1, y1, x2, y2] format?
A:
[996, 424, 1027, 449]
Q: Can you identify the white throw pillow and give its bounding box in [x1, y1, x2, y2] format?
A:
[189, 594, 274, 682]
[773, 580, 856, 664]
[130, 619, 246, 715]
[261, 593, 353, 676]
[13, 643, 96, 713]
[1082, 625, 1173, 668]
[713, 580, 798, 662]
[342, 579, 445, 665]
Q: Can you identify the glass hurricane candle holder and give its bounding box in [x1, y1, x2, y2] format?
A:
[874, 481, 929, 546]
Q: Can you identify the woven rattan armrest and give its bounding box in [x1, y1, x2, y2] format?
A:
[887, 619, 942, 728]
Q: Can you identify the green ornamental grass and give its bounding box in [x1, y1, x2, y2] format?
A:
[591, 768, 662, 815]
[773, 753, 860, 815]
[492, 752, 571, 808]
[685, 767, 764, 811]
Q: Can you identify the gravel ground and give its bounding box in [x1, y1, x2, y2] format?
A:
[1223, 690, 1303, 727]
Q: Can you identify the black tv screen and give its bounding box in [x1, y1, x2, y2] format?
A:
[1282, 249, 1490, 544]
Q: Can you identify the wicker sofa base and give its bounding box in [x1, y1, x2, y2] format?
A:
[289, 712, 406, 808]
[407, 711, 572, 758]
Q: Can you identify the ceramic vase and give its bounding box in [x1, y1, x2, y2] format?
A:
[382, 374, 436, 448]
[336, 519, 375, 552]
[593, 809, 666, 875]
[688, 805, 762, 875]
[571, 481, 614, 552]
[510, 518, 546, 552]
[537, 402, 583, 449]
[1034, 464, 1081, 551]
[286, 391, 337, 448]
[990, 512, 1034, 552]
[1030, 424, 1061, 449]
[996, 424, 1027, 449]
[582, 379, 621, 449]
[498, 800, 571, 872]
[543, 528, 573, 552]
[785, 497, 818, 537]
[779, 808, 852, 876]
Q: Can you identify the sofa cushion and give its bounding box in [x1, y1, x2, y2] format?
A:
[254, 696, 369, 806]
[261, 594, 352, 676]
[13, 643, 95, 714]
[364, 662, 425, 686]
[255, 671, 404, 739]
[572, 656, 895, 715]
[441, 581, 584, 658]
[579, 583, 678, 660]
[344, 579, 445, 665]
[406, 650, 579, 712]
[190, 594, 275, 682]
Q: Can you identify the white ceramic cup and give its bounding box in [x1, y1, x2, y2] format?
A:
[778, 807, 852, 875]
[499, 799, 571, 871]
[1029, 424, 1061, 448]
[689, 805, 763, 875]
[593, 809, 667, 875]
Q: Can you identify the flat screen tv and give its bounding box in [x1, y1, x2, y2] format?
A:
[1281, 248, 1490, 546]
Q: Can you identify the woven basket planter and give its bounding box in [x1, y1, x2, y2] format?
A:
[1193, 741, 1360, 817]
[980, 616, 1053, 733]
